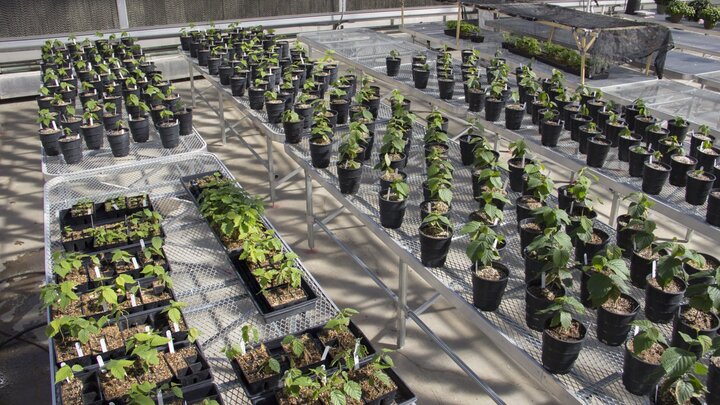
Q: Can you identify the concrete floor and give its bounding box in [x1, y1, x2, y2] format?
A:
[0, 67, 716, 404]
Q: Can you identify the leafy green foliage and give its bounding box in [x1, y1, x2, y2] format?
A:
[539, 296, 585, 331]
[586, 245, 630, 307]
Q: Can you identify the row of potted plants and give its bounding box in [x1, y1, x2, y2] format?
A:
[38, 32, 194, 164]
[443, 20, 485, 43]
[665, 0, 720, 29]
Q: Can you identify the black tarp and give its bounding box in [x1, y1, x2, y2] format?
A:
[443, 2, 674, 78]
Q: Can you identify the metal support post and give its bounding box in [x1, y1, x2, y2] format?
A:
[455, 2, 462, 48]
[397, 259, 408, 348]
[305, 169, 315, 249]
[267, 135, 276, 204]
[401, 0, 405, 27]
[189, 60, 196, 108]
[218, 88, 226, 145]
[609, 190, 620, 225]
[685, 228, 695, 243]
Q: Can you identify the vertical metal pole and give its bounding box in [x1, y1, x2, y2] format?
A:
[218, 88, 226, 145]
[685, 228, 695, 243]
[609, 191, 620, 225]
[267, 135, 276, 204]
[189, 60, 196, 108]
[401, 0, 405, 28]
[580, 38, 587, 86]
[115, 0, 130, 29]
[305, 169, 315, 249]
[455, 2, 462, 48]
[397, 259, 408, 348]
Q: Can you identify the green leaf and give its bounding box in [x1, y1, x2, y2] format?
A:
[267, 357, 280, 373]
[344, 380, 362, 400]
[661, 347, 696, 379]
[675, 380, 695, 405]
[330, 389, 346, 405]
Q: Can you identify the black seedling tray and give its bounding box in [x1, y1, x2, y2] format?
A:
[163, 382, 225, 405]
[180, 171, 228, 200]
[55, 370, 103, 405]
[232, 256, 319, 323]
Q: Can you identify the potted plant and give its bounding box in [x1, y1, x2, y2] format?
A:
[667, 116, 690, 142]
[667, 0, 693, 22]
[484, 79, 506, 122]
[154, 109, 179, 148]
[419, 212, 452, 267]
[386, 49, 401, 77]
[629, 144, 653, 178]
[578, 121, 602, 155]
[336, 125, 365, 195]
[686, 169, 716, 205]
[655, 339, 707, 404]
[378, 177, 409, 229]
[280, 110, 304, 144]
[571, 213, 609, 263]
[437, 61, 455, 100]
[58, 128, 83, 164]
[642, 151, 672, 195]
[126, 95, 151, 143]
[516, 163, 553, 223]
[668, 144, 697, 187]
[309, 117, 333, 168]
[586, 136, 612, 168]
[540, 109, 563, 147]
[107, 120, 130, 157]
[604, 111, 627, 147]
[616, 192, 653, 255]
[646, 241, 691, 323]
[622, 320, 668, 395]
[38, 109, 63, 156]
[507, 139, 532, 192]
[412, 63, 430, 89]
[570, 104, 593, 141]
[586, 245, 639, 345]
[671, 265, 720, 356]
[504, 90, 525, 130]
[465, 71, 485, 113]
[174, 102, 193, 136]
[539, 296, 587, 374]
[619, 127, 643, 162]
[460, 222, 508, 311]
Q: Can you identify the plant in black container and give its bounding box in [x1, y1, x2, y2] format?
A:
[618, 127, 642, 162]
[645, 241, 692, 324]
[419, 212, 452, 267]
[603, 111, 626, 146]
[642, 152, 671, 195]
[465, 71, 485, 113]
[157, 109, 180, 149]
[385, 49, 401, 77]
[578, 121, 602, 155]
[586, 245, 639, 345]
[263, 91, 284, 124]
[668, 143, 697, 187]
[127, 96, 151, 143]
[628, 144, 652, 177]
[517, 163, 553, 223]
[667, 116, 690, 142]
[671, 265, 720, 357]
[309, 117, 333, 169]
[586, 136, 612, 168]
[655, 339, 707, 405]
[107, 120, 131, 157]
[58, 128, 83, 164]
[615, 192, 652, 255]
[505, 91, 524, 130]
[336, 125, 365, 195]
[686, 169, 716, 205]
[646, 123, 669, 151]
[571, 213, 609, 264]
[412, 63, 430, 90]
[539, 296, 586, 374]
[507, 139, 532, 192]
[484, 79, 506, 122]
[437, 60, 455, 100]
[223, 326, 282, 396]
[174, 102, 193, 136]
[461, 222, 508, 311]
[281, 110, 304, 144]
[538, 109, 562, 147]
[622, 320, 668, 396]
[379, 178, 409, 229]
[38, 109, 63, 156]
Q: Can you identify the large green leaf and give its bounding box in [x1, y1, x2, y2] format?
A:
[661, 347, 696, 379]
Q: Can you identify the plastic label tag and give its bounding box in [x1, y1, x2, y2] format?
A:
[143, 199, 148, 207]
[100, 338, 108, 352]
[652, 261, 657, 279]
[540, 273, 546, 289]
[51, 121, 58, 130]
[166, 330, 175, 353]
[94, 266, 101, 278]
[131, 257, 139, 269]
[321, 346, 331, 361]
[633, 326, 640, 336]
[96, 355, 105, 368]
[492, 239, 498, 249]
[130, 294, 137, 307]
[75, 342, 84, 357]
[584, 253, 588, 265]
[157, 391, 164, 405]
[140, 239, 146, 250]
[145, 325, 151, 332]
[239, 337, 246, 355]
[173, 322, 180, 333]
[353, 340, 360, 370]
[112, 204, 119, 210]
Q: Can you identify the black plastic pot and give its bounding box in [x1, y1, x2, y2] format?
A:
[59, 136, 83, 164]
[667, 119, 690, 142]
[541, 120, 563, 147]
[645, 276, 686, 324]
[670, 306, 720, 357]
[642, 161, 671, 195]
[618, 133, 642, 162]
[605, 122, 626, 147]
[177, 108, 193, 135]
[282, 120, 304, 144]
[248, 88, 265, 110]
[586, 137, 611, 168]
[596, 294, 640, 346]
[708, 189, 720, 226]
[505, 104, 525, 130]
[386, 57, 401, 76]
[690, 133, 715, 159]
[412, 69, 429, 89]
[231, 76, 247, 97]
[107, 130, 130, 157]
[519, 218, 543, 254]
[459, 134, 483, 166]
[709, 361, 720, 405]
[337, 163, 363, 195]
[330, 100, 350, 125]
[467, 89, 484, 113]
[516, 196, 544, 225]
[628, 148, 651, 177]
[80, 124, 104, 150]
[309, 141, 332, 168]
[207, 57, 221, 75]
[633, 115, 657, 138]
[578, 126, 601, 154]
[615, 215, 637, 258]
[574, 229, 609, 263]
[40, 129, 63, 156]
[542, 320, 586, 374]
[686, 171, 716, 205]
[219, 65, 233, 85]
[669, 155, 697, 187]
[622, 342, 666, 396]
[294, 104, 314, 129]
[629, 246, 661, 288]
[158, 120, 181, 148]
[379, 171, 407, 191]
[508, 158, 533, 192]
[265, 100, 285, 124]
[523, 249, 547, 282]
[562, 104, 579, 130]
[570, 115, 592, 142]
[525, 281, 565, 332]
[379, 192, 407, 229]
[697, 146, 720, 172]
[129, 117, 150, 143]
[103, 113, 121, 131]
[471, 262, 509, 311]
[484, 97, 504, 122]
[419, 225, 453, 267]
[437, 78, 455, 100]
[645, 127, 668, 151]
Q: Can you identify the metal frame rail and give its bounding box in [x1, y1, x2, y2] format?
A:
[43, 152, 339, 405]
[284, 111, 667, 405]
[181, 50, 302, 204]
[41, 126, 207, 178]
[298, 28, 720, 244]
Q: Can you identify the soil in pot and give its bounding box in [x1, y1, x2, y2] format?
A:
[645, 276, 686, 323]
[622, 339, 666, 396]
[471, 262, 509, 311]
[516, 195, 544, 224]
[670, 306, 720, 356]
[519, 218, 543, 254]
[419, 223, 453, 267]
[642, 161, 671, 195]
[525, 281, 565, 332]
[574, 229, 609, 262]
[686, 170, 716, 205]
[596, 294, 640, 346]
[542, 320, 586, 374]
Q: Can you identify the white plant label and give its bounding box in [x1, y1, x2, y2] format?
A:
[131, 257, 139, 269]
[173, 322, 180, 333]
[94, 266, 101, 278]
[143, 199, 148, 207]
[353, 340, 360, 370]
[633, 326, 640, 336]
[652, 261, 657, 279]
[51, 121, 58, 130]
[88, 62, 92, 70]
[239, 337, 246, 355]
[492, 239, 498, 249]
[540, 273, 546, 289]
[100, 337, 108, 352]
[140, 239, 146, 250]
[145, 325, 151, 332]
[157, 390, 164, 405]
[96, 355, 105, 368]
[584, 253, 588, 265]
[75, 342, 84, 357]
[648, 155, 653, 164]
[321, 365, 327, 384]
[166, 330, 175, 353]
[130, 294, 137, 307]
[321, 345, 331, 361]
[89, 117, 94, 126]
[569, 201, 575, 214]
[112, 203, 119, 210]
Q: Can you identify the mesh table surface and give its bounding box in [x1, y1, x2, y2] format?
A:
[285, 108, 676, 404]
[43, 153, 338, 404]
